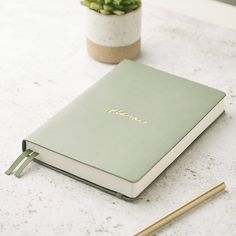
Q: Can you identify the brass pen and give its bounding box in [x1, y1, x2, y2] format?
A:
[134, 182, 226, 236]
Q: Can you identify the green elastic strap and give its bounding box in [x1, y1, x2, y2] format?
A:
[15, 152, 39, 178]
[5, 149, 33, 175]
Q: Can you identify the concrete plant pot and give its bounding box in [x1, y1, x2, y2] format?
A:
[86, 7, 141, 64]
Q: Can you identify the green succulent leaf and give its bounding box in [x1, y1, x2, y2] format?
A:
[99, 9, 112, 15]
[90, 2, 103, 10]
[80, 0, 141, 15]
[113, 10, 125, 15]
[103, 4, 114, 11]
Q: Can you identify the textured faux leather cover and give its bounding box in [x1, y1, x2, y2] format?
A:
[23, 60, 226, 183]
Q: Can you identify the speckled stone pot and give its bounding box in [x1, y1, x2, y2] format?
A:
[86, 7, 141, 64]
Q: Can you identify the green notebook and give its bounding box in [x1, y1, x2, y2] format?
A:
[5, 60, 226, 200]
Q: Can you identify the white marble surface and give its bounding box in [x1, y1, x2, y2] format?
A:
[0, 1, 236, 235]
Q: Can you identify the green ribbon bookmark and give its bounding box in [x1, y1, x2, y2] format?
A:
[14, 152, 39, 177]
[5, 149, 39, 177]
[5, 149, 33, 175]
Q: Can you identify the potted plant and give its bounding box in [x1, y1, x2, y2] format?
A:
[81, 0, 142, 64]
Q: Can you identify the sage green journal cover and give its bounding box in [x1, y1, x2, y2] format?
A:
[23, 60, 225, 197]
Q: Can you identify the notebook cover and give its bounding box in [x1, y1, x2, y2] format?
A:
[22, 60, 226, 184]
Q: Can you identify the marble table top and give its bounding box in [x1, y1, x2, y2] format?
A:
[0, 0, 235, 235]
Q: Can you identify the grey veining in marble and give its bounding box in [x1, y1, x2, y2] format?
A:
[0, 0, 236, 235]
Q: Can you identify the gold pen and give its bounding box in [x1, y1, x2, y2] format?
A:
[134, 182, 226, 236]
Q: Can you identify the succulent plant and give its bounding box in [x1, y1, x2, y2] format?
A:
[81, 0, 141, 15]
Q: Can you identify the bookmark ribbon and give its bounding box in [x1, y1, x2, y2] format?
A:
[5, 149, 39, 177]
